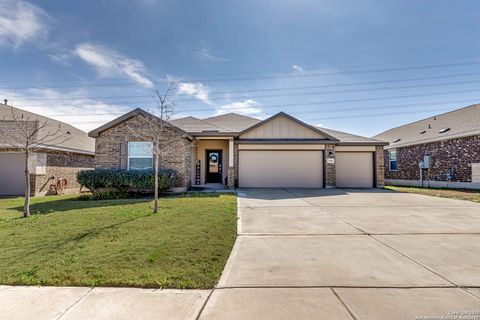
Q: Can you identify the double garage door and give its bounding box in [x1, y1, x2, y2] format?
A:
[238, 150, 373, 188]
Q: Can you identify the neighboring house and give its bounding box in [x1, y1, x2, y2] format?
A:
[0, 103, 95, 196]
[373, 104, 480, 189]
[89, 109, 387, 189]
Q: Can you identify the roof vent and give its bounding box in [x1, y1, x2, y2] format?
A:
[420, 130, 426, 134]
[393, 138, 401, 143]
[428, 124, 431, 129]
[201, 130, 219, 132]
[438, 128, 451, 133]
[66, 131, 71, 134]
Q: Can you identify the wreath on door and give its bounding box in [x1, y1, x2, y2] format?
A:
[209, 154, 218, 164]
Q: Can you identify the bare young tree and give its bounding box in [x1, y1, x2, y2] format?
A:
[1, 106, 69, 217]
[126, 82, 176, 213]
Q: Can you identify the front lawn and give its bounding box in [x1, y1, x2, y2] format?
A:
[0, 193, 237, 289]
[385, 186, 480, 203]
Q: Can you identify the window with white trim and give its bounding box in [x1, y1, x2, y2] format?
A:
[389, 149, 397, 171]
[128, 141, 153, 170]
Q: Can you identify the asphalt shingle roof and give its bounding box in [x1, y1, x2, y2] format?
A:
[372, 104, 480, 149]
[317, 127, 386, 144]
[172, 112, 383, 144]
[0, 104, 95, 154]
[170, 113, 261, 133]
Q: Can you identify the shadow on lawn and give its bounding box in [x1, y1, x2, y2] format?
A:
[7, 197, 151, 216]
[7, 192, 227, 216]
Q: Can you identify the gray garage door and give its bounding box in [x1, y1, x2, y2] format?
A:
[336, 152, 374, 188]
[239, 150, 323, 188]
[0, 153, 26, 196]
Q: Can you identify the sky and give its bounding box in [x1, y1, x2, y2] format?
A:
[1, 0, 480, 137]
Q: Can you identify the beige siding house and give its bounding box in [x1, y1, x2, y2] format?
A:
[0, 103, 95, 196]
[89, 109, 388, 189]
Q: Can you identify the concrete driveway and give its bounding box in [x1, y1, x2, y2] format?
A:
[202, 188, 480, 320]
[2, 188, 480, 319]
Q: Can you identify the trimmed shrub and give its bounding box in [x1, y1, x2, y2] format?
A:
[77, 169, 178, 195]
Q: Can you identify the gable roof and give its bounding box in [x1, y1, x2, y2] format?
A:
[88, 108, 192, 138]
[239, 112, 340, 141]
[0, 103, 94, 154]
[317, 127, 387, 145]
[88, 108, 386, 145]
[372, 104, 480, 149]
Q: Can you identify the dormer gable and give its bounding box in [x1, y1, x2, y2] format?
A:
[239, 112, 338, 140]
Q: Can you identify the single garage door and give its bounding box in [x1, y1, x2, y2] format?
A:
[0, 153, 26, 196]
[336, 152, 373, 188]
[239, 150, 323, 188]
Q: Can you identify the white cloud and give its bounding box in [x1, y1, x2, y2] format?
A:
[0, 87, 130, 131]
[216, 99, 262, 116]
[177, 82, 211, 105]
[292, 64, 304, 73]
[74, 43, 153, 88]
[194, 47, 228, 65]
[0, 0, 50, 48]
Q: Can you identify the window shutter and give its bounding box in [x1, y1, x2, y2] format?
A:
[119, 142, 128, 169]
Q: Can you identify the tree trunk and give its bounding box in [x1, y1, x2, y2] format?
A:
[24, 151, 31, 218]
[153, 148, 159, 214]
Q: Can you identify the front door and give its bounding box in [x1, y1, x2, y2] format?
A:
[206, 150, 223, 183]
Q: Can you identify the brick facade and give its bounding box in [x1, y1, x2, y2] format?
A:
[94, 114, 193, 187]
[31, 151, 94, 196]
[0, 148, 94, 196]
[384, 135, 480, 182]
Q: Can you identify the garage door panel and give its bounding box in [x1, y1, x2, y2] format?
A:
[239, 150, 323, 188]
[0, 153, 26, 196]
[336, 152, 373, 188]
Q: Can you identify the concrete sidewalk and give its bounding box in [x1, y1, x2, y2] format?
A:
[0, 286, 210, 320]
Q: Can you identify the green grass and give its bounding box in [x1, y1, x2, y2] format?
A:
[386, 186, 480, 203]
[0, 193, 237, 289]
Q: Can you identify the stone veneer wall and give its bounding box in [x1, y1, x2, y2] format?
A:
[375, 145, 385, 188]
[231, 143, 239, 188]
[384, 135, 480, 182]
[94, 114, 193, 187]
[31, 151, 94, 196]
[325, 145, 336, 187]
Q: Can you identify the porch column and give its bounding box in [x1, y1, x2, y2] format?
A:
[228, 139, 234, 167]
[227, 138, 235, 188]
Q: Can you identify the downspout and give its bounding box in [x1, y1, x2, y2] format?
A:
[419, 161, 423, 188]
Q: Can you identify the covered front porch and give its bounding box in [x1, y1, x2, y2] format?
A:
[192, 137, 235, 188]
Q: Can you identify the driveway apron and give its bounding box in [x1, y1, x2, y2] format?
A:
[200, 188, 480, 320]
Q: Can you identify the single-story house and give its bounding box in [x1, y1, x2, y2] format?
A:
[0, 103, 95, 196]
[373, 103, 480, 189]
[89, 109, 387, 189]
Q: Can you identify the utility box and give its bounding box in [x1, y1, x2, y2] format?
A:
[423, 155, 431, 169]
